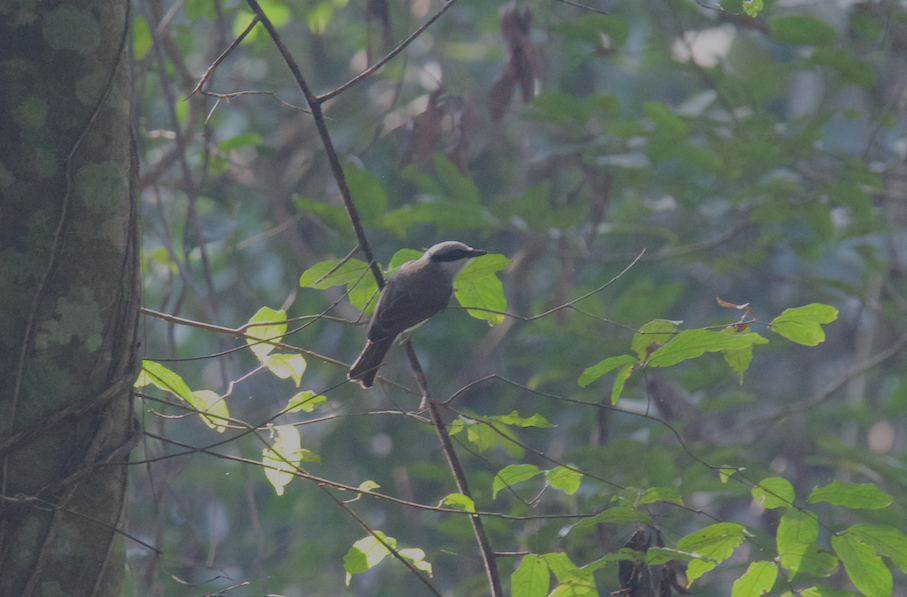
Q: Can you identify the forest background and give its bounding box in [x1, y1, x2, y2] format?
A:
[3, 0, 907, 596]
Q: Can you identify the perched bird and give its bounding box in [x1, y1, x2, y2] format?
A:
[348, 241, 487, 388]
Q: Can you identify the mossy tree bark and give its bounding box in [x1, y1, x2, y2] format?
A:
[0, 0, 139, 595]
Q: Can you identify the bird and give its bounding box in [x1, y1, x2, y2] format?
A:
[348, 241, 488, 389]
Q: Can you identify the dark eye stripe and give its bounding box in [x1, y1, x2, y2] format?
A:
[432, 250, 469, 262]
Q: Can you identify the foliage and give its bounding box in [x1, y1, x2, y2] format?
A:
[131, 1, 907, 596]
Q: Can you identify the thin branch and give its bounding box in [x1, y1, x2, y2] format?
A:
[318, 0, 462, 103]
[190, 14, 261, 96]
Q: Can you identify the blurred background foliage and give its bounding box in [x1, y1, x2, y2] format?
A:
[131, 0, 907, 595]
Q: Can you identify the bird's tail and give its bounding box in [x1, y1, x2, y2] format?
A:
[348, 337, 395, 388]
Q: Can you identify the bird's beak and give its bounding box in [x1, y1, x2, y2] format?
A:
[470, 249, 488, 257]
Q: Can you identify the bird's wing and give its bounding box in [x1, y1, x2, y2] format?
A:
[368, 266, 452, 342]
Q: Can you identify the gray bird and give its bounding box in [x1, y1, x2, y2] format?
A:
[348, 241, 487, 388]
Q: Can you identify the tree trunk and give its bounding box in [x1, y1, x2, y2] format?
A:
[0, 0, 139, 595]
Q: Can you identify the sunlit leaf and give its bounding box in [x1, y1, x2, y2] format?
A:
[631, 319, 679, 361]
[441, 493, 476, 513]
[456, 256, 509, 325]
[245, 306, 287, 361]
[731, 561, 777, 597]
[647, 329, 768, 367]
[676, 523, 747, 586]
[832, 533, 891, 597]
[493, 464, 542, 499]
[547, 467, 582, 495]
[847, 524, 907, 572]
[262, 425, 303, 496]
[770, 304, 838, 345]
[578, 354, 636, 387]
[512, 554, 549, 597]
[190, 390, 229, 433]
[267, 353, 306, 386]
[494, 410, 553, 428]
[752, 476, 795, 509]
[286, 391, 327, 413]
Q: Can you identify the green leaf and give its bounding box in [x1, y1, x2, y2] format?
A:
[578, 354, 636, 387]
[631, 319, 680, 361]
[434, 154, 480, 204]
[262, 425, 304, 496]
[184, 0, 217, 20]
[493, 464, 542, 499]
[455, 263, 507, 325]
[286, 391, 327, 413]
[489, 182, 552, 231]
[832, 533, 892, 597]
[638, 486, 684, 506]
[389, 249, 423, 269]
[779, 541, 838, 578]
[752, 477, 795, 509]
[850, 11, 881, 41]
[245, 307, 287, 361]
[306, 1, 334, 35]
[644, 102, 687, 138]
[136, 362, 229, 431]
[258, 0, 291, 27]
[135, 360, 194, 402]
[187, 390, 228, 433]
[770, 304, 838, 345]
[295, 197, 353, 236]
[825, 183, 873, 218]
[544, 552, 596, 596]
[676, 523, 748, 586]
[344, 164, 387, 226]
[646, 548, 703, 565]
[810, 48, 876, 89]
[494, 410, 553, 428]
[808, 480, 892, 509]
[742, 0, 763, 17]
[266, 353, 307, 386]
[466, 420, 523, 458]
[343, 532, 397, 582]
[719, 465, 740, 483]
[232, 10, 261, 44]
[781, 587, 858, 597]
[528, 91, 590, 127]
[848, 524, 907, 572]
[512, 554, 549, 597]
[731, 561, 777, 597]
[769, 15, 837, 46]
[723, 341, 754, 383]
[440, 493, 476, 513]
[299, 258, 372, 289]
[777, 508, 819, 551]
[398, 548, 432, 575]
[299, 258, 379, 313]
[133, 16, 151, 60]
[573, 506, 652, 530]
[547, 467, 582, 495]
[357, 480, 380, 492]
[647, 329, 768, 367]
[549, 14, 629, 46]
[219, 132, 262, 151]
[380, 200, 490, 236]
[609, 363, 634, 404]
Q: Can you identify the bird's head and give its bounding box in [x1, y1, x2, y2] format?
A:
[424, 241, 487, 277]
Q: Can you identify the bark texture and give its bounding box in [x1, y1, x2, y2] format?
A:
[0, 0, 139, 594]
